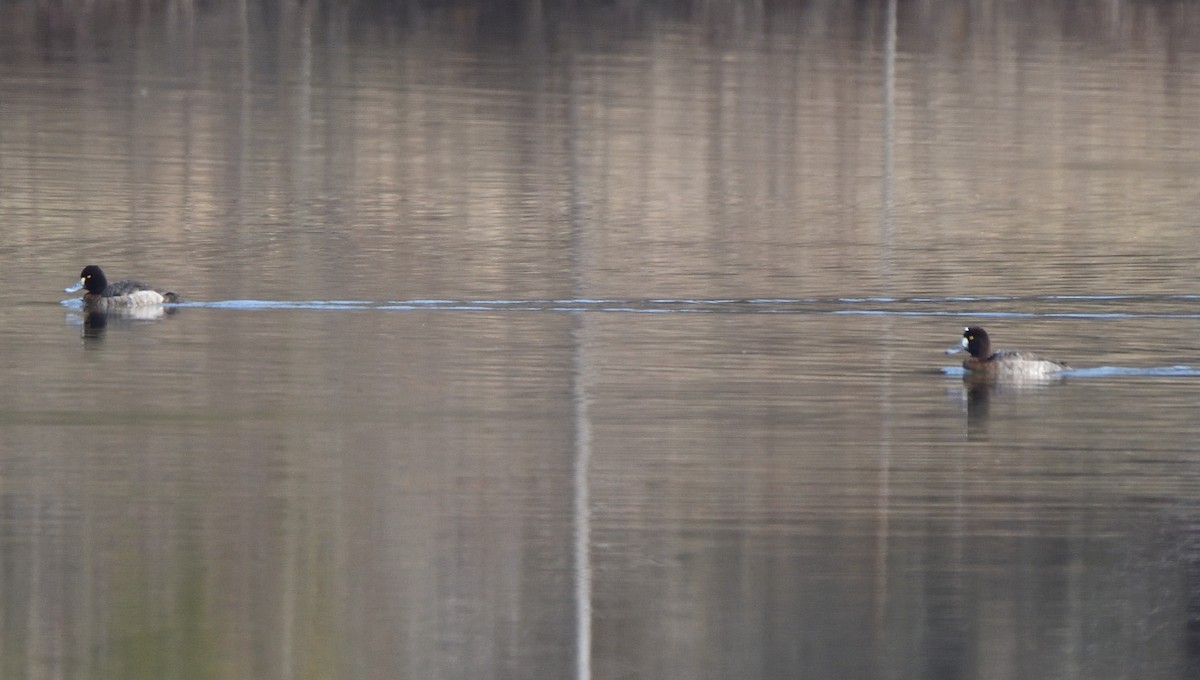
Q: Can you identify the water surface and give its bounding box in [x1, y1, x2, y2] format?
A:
[4, 1, 1200, 678]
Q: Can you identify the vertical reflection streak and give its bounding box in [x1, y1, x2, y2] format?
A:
[571, 319, 592, 680]
[882, 0, 897, 239]
[874, 0, 898, 664]
[566, 48, 593, 680]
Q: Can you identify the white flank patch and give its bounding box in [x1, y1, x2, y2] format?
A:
[122, 290, 166, 306]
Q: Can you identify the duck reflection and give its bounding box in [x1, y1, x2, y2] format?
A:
[956, 373, 1066, 440]
[1187, 518, 1200, 675]
[69, 304, 177, 340]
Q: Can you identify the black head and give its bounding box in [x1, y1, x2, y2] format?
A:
[77, 265, 108, 294]
[961, 327, 992, 359]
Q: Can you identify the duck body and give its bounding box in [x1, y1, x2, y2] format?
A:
[66, 265, 180, 308]
[946, 327, 1067, 379]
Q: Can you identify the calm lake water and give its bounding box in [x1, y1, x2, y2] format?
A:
[4, 1, 1200, 678]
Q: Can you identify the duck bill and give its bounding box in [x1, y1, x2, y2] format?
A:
[65, 278, 85, 293]
[944, 337, 968, 355]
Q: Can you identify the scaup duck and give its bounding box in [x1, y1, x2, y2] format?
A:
[65, 265, 180, 308]
[945, 326, 1067, 378]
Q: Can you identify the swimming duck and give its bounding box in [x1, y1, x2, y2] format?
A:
[945, 326, 1067, 378]
[65, 265, 180, 308]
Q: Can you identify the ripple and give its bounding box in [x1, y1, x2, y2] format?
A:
[59, 294, 1200, 318]
[1062, 366, 1200, 378]
[943, 365, 1200, 379]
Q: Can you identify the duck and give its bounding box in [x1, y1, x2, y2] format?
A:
[65, 265, 180, 308]
[945, 326, 1067, 378]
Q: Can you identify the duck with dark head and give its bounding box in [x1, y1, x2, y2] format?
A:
[66, 265, 180, 309]
[946, 326, 1067, 379]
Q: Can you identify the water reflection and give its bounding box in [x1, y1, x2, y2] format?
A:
[950, 376, 1068, 441]
[81, 309, 109, 339]
[69, 306, 178, 340]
